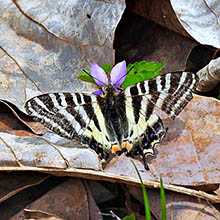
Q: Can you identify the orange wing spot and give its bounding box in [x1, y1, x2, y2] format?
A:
[126, 143, 133, 152]
[111, 144, 121, 154]
[122, 141, 133, 153]
[121, 141, 129, 149]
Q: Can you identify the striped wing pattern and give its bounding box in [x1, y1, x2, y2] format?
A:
[25, 72, 198, 163]
[117, 72, 198, 159]
[124, 71, 198, 119]
[25, 92, 116, 159]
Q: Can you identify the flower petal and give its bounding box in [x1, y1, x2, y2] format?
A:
[90, 63, 108, 86]
[92, 90, 103, 96]
[110, 60, 127, 87]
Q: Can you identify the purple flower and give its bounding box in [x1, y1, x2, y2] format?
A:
[90, 61, 127, 96]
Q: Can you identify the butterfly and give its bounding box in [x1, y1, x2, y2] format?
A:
[25, 61, 198, 168]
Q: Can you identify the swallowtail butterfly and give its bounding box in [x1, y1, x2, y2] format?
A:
[25, 68, 198, 168]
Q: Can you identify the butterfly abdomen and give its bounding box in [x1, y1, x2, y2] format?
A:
[103, 91, 125, 145]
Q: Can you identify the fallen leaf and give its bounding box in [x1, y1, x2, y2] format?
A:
[12, 178, 98, 220]
[0, 100, 46, 136]
[84, 181, 104, 220]
[126, 0, 191, 39]
[148, 95, 220, 186]
[114, 10, 197, 74]
[0, 0, 125, 112]
[23, 209, 65, 220]
[0, 172, 49, 203]
[171, 0, 220, 48]
[0, 95, 219, 193]
[195, 57, 220, 92]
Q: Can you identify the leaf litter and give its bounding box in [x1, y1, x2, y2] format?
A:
[0, 0, 220, 219]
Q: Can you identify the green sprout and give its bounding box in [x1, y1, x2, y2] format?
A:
[122, 161, 167, 220]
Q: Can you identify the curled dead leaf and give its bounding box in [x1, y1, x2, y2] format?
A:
[23, 209, 65, 220]
[196, 57, 220, 92]
[0, 100, 46, 135]
[14, 179, 100, 220]
[171, 0, 220, 48]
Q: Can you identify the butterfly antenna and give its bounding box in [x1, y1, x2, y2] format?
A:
[83, 69, 107, 86]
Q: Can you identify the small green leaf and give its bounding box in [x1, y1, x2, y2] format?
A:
[131, 160, 151, 220]
[122, 213, 136, 220]
[101, 64, 112, 74]
[160, 177, 166, 220]
[77, 68, 94, 83]
[77, 74, 95, 83]
[123, 61, 165, 88]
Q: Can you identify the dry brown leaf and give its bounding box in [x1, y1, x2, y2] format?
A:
[126, 0, 191, 39]
[11, 178, 99, 220]
[83, 181, 104, 220]
[0, 100, 46, 136]
[196, 57, 220, 92]
[148, 95, 220, 186]
[0, 133, 100, 169]
[0, 0, 125, 112]
[114, 10, 197, 74]
[86, 180, 116, 204]
[171, 0, 220, 48]
[185, 44, 216, 74]
[23, 209, 65, 220]
[0, 172, 49, 203]
[215, 186, 220, 197]
[0, 95, 219, 198]
[127, 0, 220, 48]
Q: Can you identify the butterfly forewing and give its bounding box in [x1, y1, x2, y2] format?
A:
[25, 92, 116, 152]
[123, 72, 198, 119]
